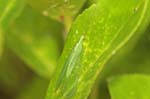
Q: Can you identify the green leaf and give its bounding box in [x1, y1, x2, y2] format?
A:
[105, 24, 150, 76]
[108, 74, 150, 99]
[92, 24, 150, 99]
[0, 0, 25, 57]
[0, 0, 25, 28]
[7, 6, 64, 79]
[27, 0, 87, 31]
[46, 0, 150, 99]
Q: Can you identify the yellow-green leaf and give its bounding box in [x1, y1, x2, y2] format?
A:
[108, 74, 150, 99]
[0, 0, 25, 57]
[46, 0, 150, 98]
[7, 6, 64, 79]
[27, 0, 86, 20]
[27, 0, 87, 31]
[16, 76, 49, 99]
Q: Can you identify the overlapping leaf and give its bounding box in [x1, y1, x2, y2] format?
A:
[16, 76, 49, 99]
[46, 0, 150, 98]
[91, 24, 150, 99]
[27, 0, 86, 21]
[0, 0, 25, 57]
[27, 0, 87, 32]
[0, 48, 30, 92]
[7, 6, 64, 78]
[108, 75, 150, 99]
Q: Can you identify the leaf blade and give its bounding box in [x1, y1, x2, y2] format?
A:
[0, 0, 25, 57]
[46, 0, 150, 98]
[108, 74, 150, 99]
[27, 0, 86, 20]
[7, 6, 64, 78]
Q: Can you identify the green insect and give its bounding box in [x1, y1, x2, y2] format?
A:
[55, 35, 84, 90]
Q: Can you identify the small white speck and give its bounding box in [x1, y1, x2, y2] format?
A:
[112, 50, 116, 55]
[43, 10, 49, 16]
[64, 0, 68, 2]
[75, 30, 79, 34]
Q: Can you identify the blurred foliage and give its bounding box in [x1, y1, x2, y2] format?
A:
[0, 47, 34, 98]
[16, 76, 49, 99]
[0, 0, 25, 57]
[7, 6, 64, 78]
[0, 27, 3, 57]
[0, 0, 150, 99]
[27, 0, 87, 32]
[27, 0, 86, 20]
[108, 75, 150, 99]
